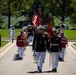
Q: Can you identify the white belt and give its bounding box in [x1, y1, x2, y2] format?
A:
[51, 44, 59, 46]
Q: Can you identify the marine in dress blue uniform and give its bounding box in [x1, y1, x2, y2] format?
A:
[49, 29, 61, 72]
[33, 25, 48, 73]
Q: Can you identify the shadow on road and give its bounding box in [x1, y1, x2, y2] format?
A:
[27, 70, 57, 74]
[27, 71, 39, 74]
[13, 54, 20, 60]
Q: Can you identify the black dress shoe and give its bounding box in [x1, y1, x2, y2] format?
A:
[19, 57, 23, 60]
[39, 69, 42, 73]
[54, 68, 57, 72]
[59, 58, 64, 61]
[37, 66, 42, 73]
[51, 68, 57, 72]
[58, 57, 61, 60]
[59, 57, 63, 61]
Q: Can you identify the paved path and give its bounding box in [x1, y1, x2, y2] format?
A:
[0, 41, 76, 75]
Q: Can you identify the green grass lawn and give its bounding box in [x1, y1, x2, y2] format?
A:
[0, 41, 9, 48]
[73, 43, 76, 47]
[0, 29, 20, 48]
[0, 29, 76, 40]
[0, 29, 20, 38]
[64, 30, 76, 40]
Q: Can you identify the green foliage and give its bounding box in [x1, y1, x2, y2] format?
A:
[0, 0, 35, 16]
[0, 0, 76, 25]
[68, 0, 76, 24]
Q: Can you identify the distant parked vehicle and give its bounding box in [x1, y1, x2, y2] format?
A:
[13, 21, 29, 28]
[69, 27, 76, 30]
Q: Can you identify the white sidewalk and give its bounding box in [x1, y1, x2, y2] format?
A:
[0, 41, 16, 59]
[0, 41, 76, 75]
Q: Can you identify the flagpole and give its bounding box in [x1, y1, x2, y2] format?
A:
[49, 52, 51, 67]
[48, 13, 52, 67]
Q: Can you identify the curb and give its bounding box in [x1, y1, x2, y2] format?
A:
[0, 42, 12, 53]
[68, 40, 76, 42]
[0, 41, 15, 59]
[71, 45, 76, 50]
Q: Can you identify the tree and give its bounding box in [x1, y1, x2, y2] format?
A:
[0, 0, 35, 28]
[69, 0, 76, 25]
[0, 0, 76, 26]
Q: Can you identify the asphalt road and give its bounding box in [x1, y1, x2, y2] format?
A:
[0, 42, 76, 75]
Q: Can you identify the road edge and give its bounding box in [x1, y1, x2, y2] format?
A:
[0, 42, 12, 53]
[71, 44, 76, 50]
[0, 41, 16, 59]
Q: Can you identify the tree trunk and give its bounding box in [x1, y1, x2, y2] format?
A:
[8, 1, 11, 28]
[61, 0, 66, 22]
[61, 14, 65, 21]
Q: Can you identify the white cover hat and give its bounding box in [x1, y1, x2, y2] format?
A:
[37, 25, 44, 29]
[21, 26, 27, 31]
[52, 27, 56, 31]
[23, 26, 27, 29]
[28, 24, 32, 27]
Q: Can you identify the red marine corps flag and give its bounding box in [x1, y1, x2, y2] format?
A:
[48, 15, 53, 37]
[32, 6, 42, 27]
[47, 14, 53, 67]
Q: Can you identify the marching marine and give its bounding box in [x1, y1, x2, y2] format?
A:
[49, 29, 61, 72]
[32, 25, 48, 73]
[16, 31, 27, 60]
[59, 32, 68, 61]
